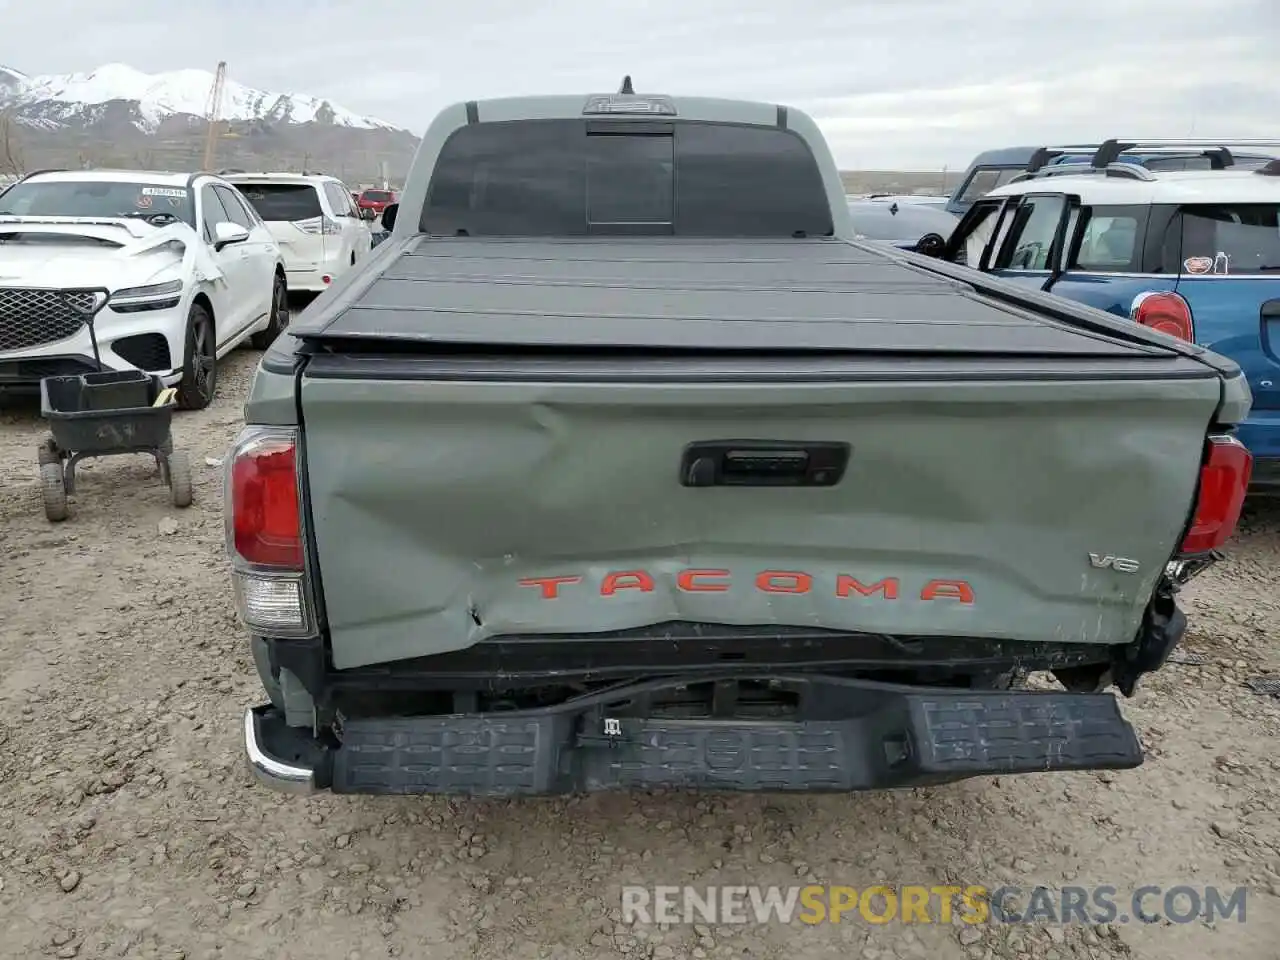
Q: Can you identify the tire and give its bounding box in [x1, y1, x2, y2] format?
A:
[37, 438, 58, 467]
[168, 449, 193, 508]
[177, 301, 217, 411]
[250, 273, 289, 350]
[40, 462, 68, 522]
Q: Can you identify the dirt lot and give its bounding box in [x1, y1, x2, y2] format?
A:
[1, 344, 1278, 960]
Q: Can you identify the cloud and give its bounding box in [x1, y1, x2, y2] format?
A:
[0, 0, 1273, 168]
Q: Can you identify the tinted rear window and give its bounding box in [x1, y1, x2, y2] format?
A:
[363, 190, 392, 201]
[1179, 204, 1280, 275]
[420, 119, 833, 237]
[234, 183, 323, 222]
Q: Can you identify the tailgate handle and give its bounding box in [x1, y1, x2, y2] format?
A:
[680, 441, 850, 487]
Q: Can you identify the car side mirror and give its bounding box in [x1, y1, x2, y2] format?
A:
[915, 232, 946, 258]
[381, 202, 398, 231]
[360, 208, 377, 221]
[213, 221, 250, 251]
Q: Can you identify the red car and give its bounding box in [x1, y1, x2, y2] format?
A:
[357, 188, 397, 215]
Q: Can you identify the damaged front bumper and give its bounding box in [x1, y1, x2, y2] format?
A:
[244, 673, 1143, 797]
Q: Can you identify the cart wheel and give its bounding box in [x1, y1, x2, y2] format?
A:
[37, 438, 58, 467]
[168, 449, 193, 508]
[40, 462, 68, 522]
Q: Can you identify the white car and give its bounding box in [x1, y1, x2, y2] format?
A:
[223, 173, 372, 293]
[0, 169, 288, 410]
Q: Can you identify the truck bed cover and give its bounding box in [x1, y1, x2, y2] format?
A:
[289, 237, 1176, 358]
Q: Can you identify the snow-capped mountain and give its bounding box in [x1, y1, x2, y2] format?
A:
[0, 62, 402, 133]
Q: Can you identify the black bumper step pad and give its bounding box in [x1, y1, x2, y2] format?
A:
[306, 676, 1143, 796]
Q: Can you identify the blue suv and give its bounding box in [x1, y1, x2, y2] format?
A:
[923, 141, 1280, 494]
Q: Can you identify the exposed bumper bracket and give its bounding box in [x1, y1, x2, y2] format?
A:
[243, 707, 325, 794]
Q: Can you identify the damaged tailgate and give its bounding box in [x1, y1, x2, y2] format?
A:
[292, 238, 1225, 670]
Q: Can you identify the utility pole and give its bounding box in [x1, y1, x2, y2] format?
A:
[203, 61, 227, 171]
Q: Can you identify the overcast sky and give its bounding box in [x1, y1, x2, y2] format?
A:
[0, 0, 1274, 169]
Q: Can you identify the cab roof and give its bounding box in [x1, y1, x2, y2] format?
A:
[985, 168, 1280, 206]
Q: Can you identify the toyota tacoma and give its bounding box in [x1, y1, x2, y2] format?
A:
[228, 85, 1253, 797]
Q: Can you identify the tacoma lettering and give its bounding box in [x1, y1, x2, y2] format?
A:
[518, 570, 973, 603]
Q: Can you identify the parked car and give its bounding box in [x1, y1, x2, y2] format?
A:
[225, 173, 373, 294]
[919, 155, 1279, 493]
[230, 87, 1251, 798]
[356, 187, 397, 217]
[946, 140, 1279, 217]
[847, 196, 959, 250]
[0, 169, 288, 409]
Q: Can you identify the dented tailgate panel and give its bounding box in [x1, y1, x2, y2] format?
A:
[299, 368, 1220, 670]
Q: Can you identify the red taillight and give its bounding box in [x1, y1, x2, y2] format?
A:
[1131, 291, 1195, 342]
[1179, 435, 1252, 555]
[230, 435, 302, 569]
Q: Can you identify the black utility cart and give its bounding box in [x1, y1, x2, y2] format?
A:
[35, 289, 192, 522]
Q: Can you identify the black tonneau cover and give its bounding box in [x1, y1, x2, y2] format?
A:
[289, 237, 1175, 357]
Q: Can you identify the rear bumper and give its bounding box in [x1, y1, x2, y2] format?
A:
[285, 258, 350, 292]
[244, 674, 1144, 797]
[1236, 412, 1280, 494]
[1246, 457, 1280, 495]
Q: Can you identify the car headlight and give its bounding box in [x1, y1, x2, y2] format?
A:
[109, 279, 183, 312]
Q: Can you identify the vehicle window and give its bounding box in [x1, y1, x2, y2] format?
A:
[421, 119, 833, 238]
[993, 195, 1069, 270]
[325, 183, 352, 215]
[1177, 204, 1280, 275]
[363, 189, 392, 202]
[200, 185, 232, 241]
[0, 179, 194, 226]
[957, 167, 1023, 203]
[234, 183, 325, 222]
[1071, 209, 1143, 272]
[1141, 155, 1224, 172]
[946, 199, 1004, 268]
[213, 185, 255, 230]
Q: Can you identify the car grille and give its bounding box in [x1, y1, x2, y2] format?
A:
[0, 288, 97, 353]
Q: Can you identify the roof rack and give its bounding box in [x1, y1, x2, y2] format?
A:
[1090, 138, 1280, 170]
[1024, 139, 1280, 176]
[1012, 161, 1157, 184]
[1025, 145, 1102, 173]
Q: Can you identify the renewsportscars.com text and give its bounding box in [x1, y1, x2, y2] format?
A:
[621, 884, 1249, 926]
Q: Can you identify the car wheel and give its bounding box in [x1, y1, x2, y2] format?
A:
[177, 301, 218, 411]
[250, 273, 289, 350]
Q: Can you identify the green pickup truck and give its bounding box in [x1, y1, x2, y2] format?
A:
[228, 86, 1254, 797]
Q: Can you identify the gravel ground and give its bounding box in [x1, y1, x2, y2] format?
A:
[1, 342, 1278, 960]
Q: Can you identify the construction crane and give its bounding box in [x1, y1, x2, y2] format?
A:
[202, 61, 227, 171]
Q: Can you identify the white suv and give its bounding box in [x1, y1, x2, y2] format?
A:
[224, 173, 372, 293]
[0, 169, 288, 409]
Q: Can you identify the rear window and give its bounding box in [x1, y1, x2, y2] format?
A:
[0, 180, 193, 225]
[420, 119, 833, 237]
[234, 183, 323, 222]
[363, 190, 392, 202]
[956, 167, 1023, 203]
[1178, 204, 1280, 275]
